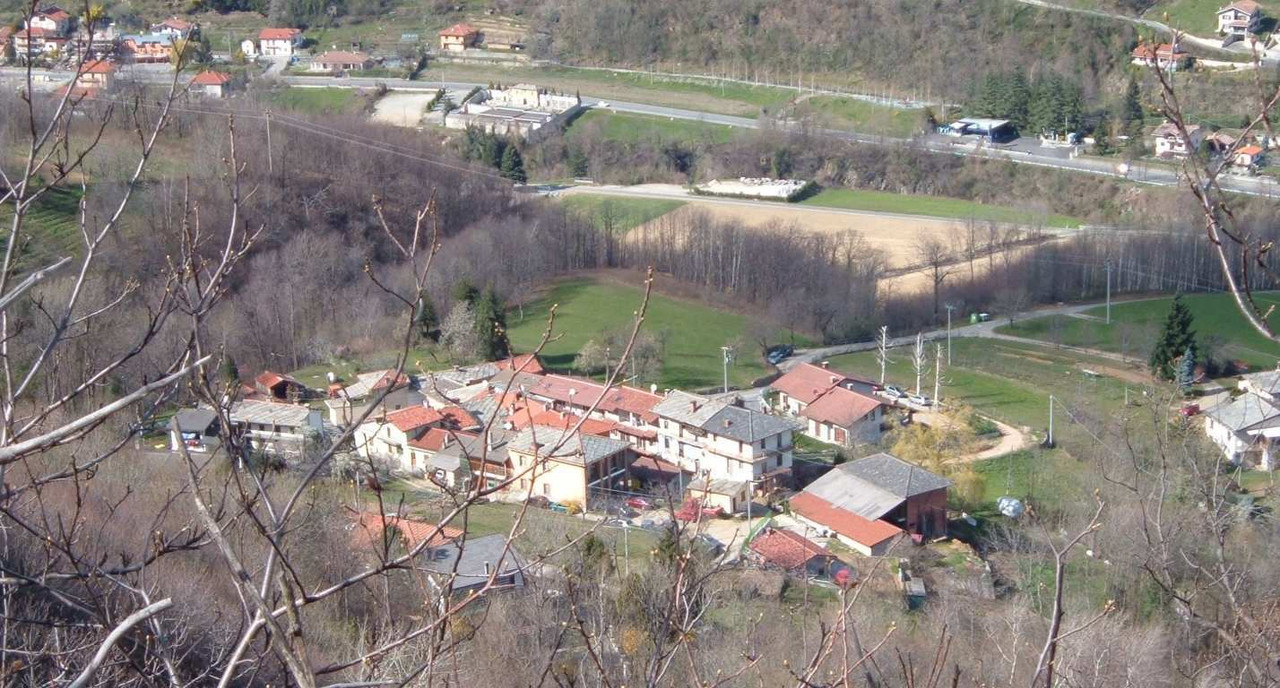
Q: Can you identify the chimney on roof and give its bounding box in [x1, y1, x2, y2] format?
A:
[691, 401, 700, 412]
[651, 383, 658, 394]
[821, 361, 829, 369]
[484, 561, 491, 576]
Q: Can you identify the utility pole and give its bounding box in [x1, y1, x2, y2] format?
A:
[265, 110, 273, 175]
[944, 304, 956, 365]
[934, 343, 943, 403]
[1105, 260, 1113, 324]
[1047, 394, 1055, 448]
[720, 346, 732, 394]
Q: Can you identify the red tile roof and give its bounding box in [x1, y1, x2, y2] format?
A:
[259, 27, 301, 40]
[497, 353, 545, 375]
[158, 17, 194, 30]
[800, 386, 882, 428]
[772, 362, 870, 406]
[352, 512, 462, 550]
[438, 405, 481, 430]
[0, 27, 14, 41]
[191, 70, 231, 85]
[82, 59, 113, 74]
[409, 427, 476, 452]
[255, 370, 299, 389]
[1239, 144, 1264, 156]
[439, 23, 477, 37]
[384, 405, 443, 433]
[527, 375, 661, 422]
[38, 8, 70, 21]
[314, 50, 370, 65]
[528, 409, 617, 437]
[789, 492, 902, 549]
[749, 527, 833, 570]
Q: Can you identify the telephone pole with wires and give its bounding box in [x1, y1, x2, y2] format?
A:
[1105, 260, 1113, 324]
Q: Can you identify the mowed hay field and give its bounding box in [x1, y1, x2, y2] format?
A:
[560, 187, 1075, 295]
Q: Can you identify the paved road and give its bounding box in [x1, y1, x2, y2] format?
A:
[780, 298, 1153, 371]
[6, 64, 1279, 198]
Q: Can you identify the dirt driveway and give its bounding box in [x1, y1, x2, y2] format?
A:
[915, 411, 1029, 462]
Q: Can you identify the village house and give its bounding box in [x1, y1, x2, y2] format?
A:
[190, 70, 234, 98]
[1233, 143, 1265, 173]
[227, 399, 325, 458]
[653, 390, 799, 490]
[26, 6, 73, 36]
[0, 27, 13, 61]
[310, 50, 372, 73]
[255, 370, 308, 401]
[1217, 0, 1263, 39]
[352, 405, 480, 472]
[67, 24, 118, 60]
[799, 386, 885, 447]
[789, 453, 950, 556]
[73, 59, 114, 91]
[1152, 122, 1204, 158]
[324, 369, 422, 426]
[350, 511, 462, 552]
[438, 23, 479, 52]
[421, 534, 526, 595]
[770, 361, 878, 416]
[505, 426, 633, 508]
[151, 17, 195, 40]
[12, 28, 67, 61]
[747, 527, 849, 581]
[1130, 42, 1187, 71]
[121, 33, 174, 63]
[168, 407, 221, 452]
[525, 374, 662, 452]
[1202, 370, 1280, 470]
[258, 27, 302, 57]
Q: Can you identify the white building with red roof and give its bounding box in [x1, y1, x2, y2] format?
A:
[258, 27, 302, 57]
[26, 6, 72, 36]
[799, 386, 885, 447]
[769, 361, 878, 416]
[152, 17, 195, 39]
[352, 403, 482, 471]
[1218, 0, 1262, 38]
[191, 70, 233, 98]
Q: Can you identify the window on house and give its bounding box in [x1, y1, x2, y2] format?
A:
[542, 483, 551, 495]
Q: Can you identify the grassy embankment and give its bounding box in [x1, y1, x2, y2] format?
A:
[507, 277, 808, 389]
[995, 293, 1280, 370]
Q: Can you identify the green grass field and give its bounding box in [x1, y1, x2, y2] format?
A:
[791, 96, 925, 138]
[996, 293, 1280, 370]
[800, 189, 1083, 228]
[564, 109, 738, 146]
[1151, 0, 1221, 35]
[560, 194, 685, 232]
[0, 187, 84, 267]
[825, 338, 1137, 435]
[258, 87, 363, 116]
[506, 277, 804, 389]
